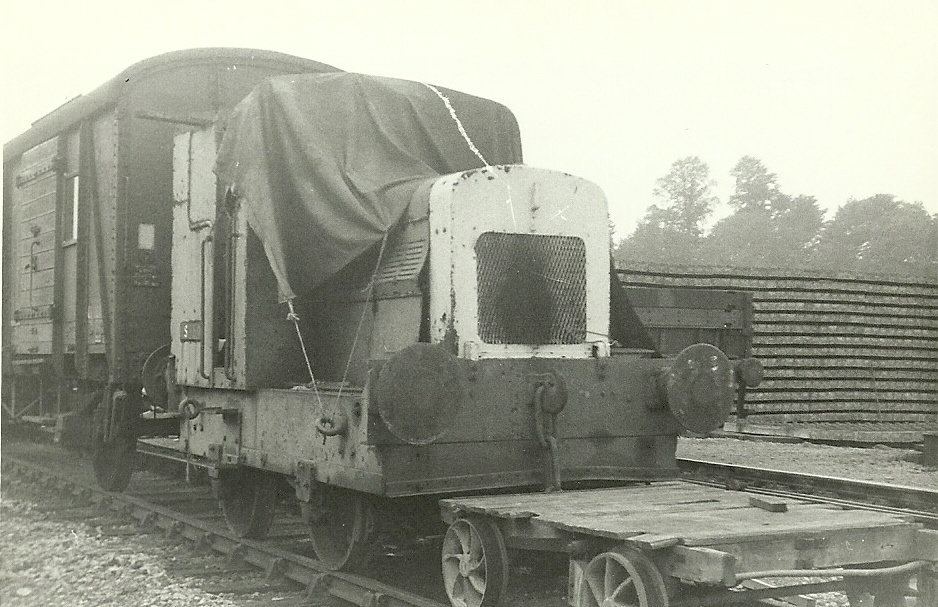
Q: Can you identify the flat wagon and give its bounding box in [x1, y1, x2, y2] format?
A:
[442, 482, 936, 606]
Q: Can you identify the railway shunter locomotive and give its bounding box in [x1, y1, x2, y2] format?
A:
[157, 73, 938, 607]
[159, 71, 752, 568]
[5, 50, 935, 607]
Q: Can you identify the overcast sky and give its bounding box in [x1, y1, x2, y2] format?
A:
[3, 0, 936, 237]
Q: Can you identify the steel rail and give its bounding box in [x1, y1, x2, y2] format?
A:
[7, 448, 934, 607]
[677, 457, 938, 526]
[3, 455, 447, 607]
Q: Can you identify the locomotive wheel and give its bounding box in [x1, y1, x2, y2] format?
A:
[441, 516, 509, 607]
[92, 435, 136, 492]
[577, 547, 669, 607]
[217, 469, 279, 539]
[300, 485, 375, 571]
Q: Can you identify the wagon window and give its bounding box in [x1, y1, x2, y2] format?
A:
[62, 175, 79, 243]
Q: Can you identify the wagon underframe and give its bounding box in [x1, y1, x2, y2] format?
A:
[440, 481, 938, 607]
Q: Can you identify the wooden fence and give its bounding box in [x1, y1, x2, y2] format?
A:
[618, 264, 938, 443]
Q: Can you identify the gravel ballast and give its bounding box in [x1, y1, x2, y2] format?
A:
[678, 436, 938, 488]
[2, 436, 934, 606]
[0, 498, 238, 607]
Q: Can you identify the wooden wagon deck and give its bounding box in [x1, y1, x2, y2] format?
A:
[440, 480, 937, 587]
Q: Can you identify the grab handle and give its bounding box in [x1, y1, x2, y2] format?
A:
[199, 234, 214, 381]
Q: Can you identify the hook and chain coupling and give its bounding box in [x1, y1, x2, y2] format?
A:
[531, 372, 567, 492]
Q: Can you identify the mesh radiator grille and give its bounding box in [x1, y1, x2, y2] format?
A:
[475, 232, 587, 345]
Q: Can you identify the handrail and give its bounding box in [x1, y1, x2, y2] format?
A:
[199, 234, 214, 381]
[224, 202, 239, 381]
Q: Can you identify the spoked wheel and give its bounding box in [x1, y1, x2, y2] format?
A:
[216, 468, 279, 538]
[441, 516, 509, 607]
[577, 547, 669, 607]
[300, 485, 375, 571]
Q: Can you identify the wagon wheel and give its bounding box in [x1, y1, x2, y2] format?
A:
[92, 434, 136, 492]
[217, 468, 279, 538]
[91, 392, 136, 492]
[300, 485, 375, 571]
[441, 516, 509, 607]
[577, 547, 669, 607]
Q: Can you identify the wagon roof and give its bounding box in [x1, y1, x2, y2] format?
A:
[3, 48, 338, 163]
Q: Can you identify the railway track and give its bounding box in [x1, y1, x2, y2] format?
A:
[677, 457, 938, 527]
[1, 447, 449, 607]
[1, 440, 569, 607]
[3, 441, 935, 607]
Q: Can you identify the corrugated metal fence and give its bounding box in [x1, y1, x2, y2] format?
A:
[618, 264, 938, 442]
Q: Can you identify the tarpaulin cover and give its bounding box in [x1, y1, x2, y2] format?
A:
[215, 72, 523, 301]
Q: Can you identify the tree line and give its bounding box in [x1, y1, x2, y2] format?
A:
[613, 156, 938, 278]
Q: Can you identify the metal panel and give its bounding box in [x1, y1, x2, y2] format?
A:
[369, 298, 423, 361]
[381, 436, 678, 496]
[128, 59, 340, 386]
[626, 286, 752, 358]
[62, 129, 81, 355]
[173, 127, 309, 390]
[72, 123, 92, 369]
[429, 166, 610, 360]
[372, 223, 429, 300]
[87, 113, 118, 369]
[170, 129, 215, 388]
[368, 355, 679, 445]
[241, 229, 312, 389]
[12, 322, 53, 355]
[475, 232, 586, 345]
[10, 138, 59, 356]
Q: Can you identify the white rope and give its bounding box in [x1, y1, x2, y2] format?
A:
[422, 83, 517, 229]
[422, 83, 491, 167]
[334, 231, 391, 410]
[287, 299, 325, 411]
